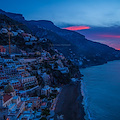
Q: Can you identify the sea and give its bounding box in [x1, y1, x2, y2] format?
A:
[81, 60, 120, 120]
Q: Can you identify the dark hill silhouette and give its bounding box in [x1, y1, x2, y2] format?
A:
[0, 9, 120, 67]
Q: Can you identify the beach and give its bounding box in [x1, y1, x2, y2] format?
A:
[54, 81, 85, 120]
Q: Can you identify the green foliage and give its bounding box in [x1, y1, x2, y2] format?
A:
[41, 108, 50, 116]
[43, 61, 52, 69]
[52, 70, 71, 85]
[40, 117, 47, 120]
[50, 93, 57, 99]
[54, 62, 58, 69]
[0, 14, 31, 33]
[40, 95, 47, 99]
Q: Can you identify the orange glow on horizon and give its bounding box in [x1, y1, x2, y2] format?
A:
[63, 26, 90, 31]
[117, 49, 120, 50]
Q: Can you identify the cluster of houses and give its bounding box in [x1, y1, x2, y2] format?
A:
[0, 56, 38, 91]
[0, 44, 39, 57]
[0, 45, 71, 120]
[0, 82, 60, 120]
[0, 27, 38, 46]
[0, 25, 80, 120]
[0, 45, 24, 57]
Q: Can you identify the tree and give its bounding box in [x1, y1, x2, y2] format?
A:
[41, 108, 50, 116]
[54, 62, 58, 69]
[40, 117, 47, 120]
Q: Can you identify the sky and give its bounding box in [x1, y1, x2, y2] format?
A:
[76, 26, 120, 50]
[0, 0, 120, 49]
[0, 0, 120, 26]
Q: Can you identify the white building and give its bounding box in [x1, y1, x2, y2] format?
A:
[20, 76, 38, 89]
[57, 66, 69, 74]
[30, 36, 37, 41]
[0, 28, 8, 34]
[17, 29, 24, 34]
[41, 85, 51, 96]
[42, 72, 50, 85]
[12, 31, 18, 36]
[19, 58, 36, 64]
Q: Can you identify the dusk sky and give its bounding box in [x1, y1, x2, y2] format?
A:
[0, 0, 120, 49]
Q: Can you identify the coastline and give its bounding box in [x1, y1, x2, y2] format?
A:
[54, 81, 85, 120]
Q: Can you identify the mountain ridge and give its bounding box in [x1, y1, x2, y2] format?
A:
[0, 9, 120, 67]
[0, 9, 25, 22]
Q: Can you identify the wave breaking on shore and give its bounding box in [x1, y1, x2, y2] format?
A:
[81, 80, 93, 120]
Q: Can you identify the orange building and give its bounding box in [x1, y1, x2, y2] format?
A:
[0, 45, 6, 54]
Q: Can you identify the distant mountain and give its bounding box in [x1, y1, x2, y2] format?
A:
[0, 9, 120, 67]
[26, 20, 120, 67]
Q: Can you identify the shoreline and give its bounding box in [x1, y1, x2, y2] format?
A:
[80, 59, 120, 69]
[54, 81, 85, 120]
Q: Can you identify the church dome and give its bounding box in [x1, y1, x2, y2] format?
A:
[4, 83, 15, 93]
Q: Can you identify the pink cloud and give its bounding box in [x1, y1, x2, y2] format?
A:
[63, 26, 90, 31]
[98, 34, 120, 38]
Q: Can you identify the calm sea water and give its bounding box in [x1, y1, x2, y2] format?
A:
[81, 60, 120, 120]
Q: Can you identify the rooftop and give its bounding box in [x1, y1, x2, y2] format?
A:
[3, 94, 12, 103]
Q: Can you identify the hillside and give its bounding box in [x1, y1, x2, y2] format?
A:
[0, 9, 120, 67]
[25, 20, 120, 67]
